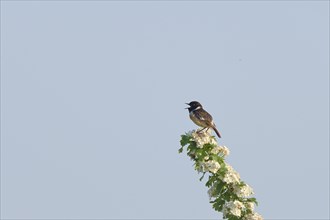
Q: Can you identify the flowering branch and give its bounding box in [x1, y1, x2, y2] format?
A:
[179, 130, 262, 220]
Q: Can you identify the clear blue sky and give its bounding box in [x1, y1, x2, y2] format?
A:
[1, 1, 329, 219]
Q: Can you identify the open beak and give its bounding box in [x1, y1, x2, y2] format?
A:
[185, 103, 190, 109]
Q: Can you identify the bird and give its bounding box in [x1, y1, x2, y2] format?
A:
[185, 101, 221, 138]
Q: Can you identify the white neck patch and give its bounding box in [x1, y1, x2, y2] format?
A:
[193, 106, 202, 111]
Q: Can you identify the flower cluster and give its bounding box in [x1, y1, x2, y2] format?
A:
[223, 164, 240, 184]
[179, 130, 262, 220]
[190, 130, 218, 148]
[243, 212, 263, 220]
[233, 183, 254, 198]
[223, 200, 244, 217]
[201, 160, 221, 174]
[211, 145, 230, 157]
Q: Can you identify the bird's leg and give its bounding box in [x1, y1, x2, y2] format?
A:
[197, 127, 207, 133]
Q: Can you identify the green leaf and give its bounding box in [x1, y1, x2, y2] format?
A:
[199, 172, 206, 181]
[247, 197, 258, 206]
[206, 175, 216, 187]
[211, 197, 225, 212]
[180, 134, 191, 147]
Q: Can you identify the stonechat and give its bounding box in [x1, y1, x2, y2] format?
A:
[186, 101, 221, 138]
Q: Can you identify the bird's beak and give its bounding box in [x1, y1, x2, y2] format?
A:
[185, 103, 190, 109]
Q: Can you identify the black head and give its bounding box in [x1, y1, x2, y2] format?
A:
[185, 101, 203, 112]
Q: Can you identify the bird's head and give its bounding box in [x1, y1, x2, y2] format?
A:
[185, 101, 203, 112]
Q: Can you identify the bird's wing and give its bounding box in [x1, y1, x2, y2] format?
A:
[195, 109, 213, 124]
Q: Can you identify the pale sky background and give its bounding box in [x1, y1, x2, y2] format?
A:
[1, 1, 329, 219]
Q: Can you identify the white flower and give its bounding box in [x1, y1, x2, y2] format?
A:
[197, 160, 221, 173]
[222, 163, 240, 183]
[204, 160, 221, 173]
[223, 200, 244, 217]
[191, 132, 209, 148]
[190, 130, 217, 148]
[234, 200, 244, 209]
[243, 212, 263, 220]
[230, 207, 241, 217]
[245, 202, 255, 211]
[220, 145, 230, 156]
[211, 145, 230, 157]
[233, 184, 254, 197]
[211, 145, 221, 154]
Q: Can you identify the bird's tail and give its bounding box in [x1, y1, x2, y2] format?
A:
[212, 126, 221, 138]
